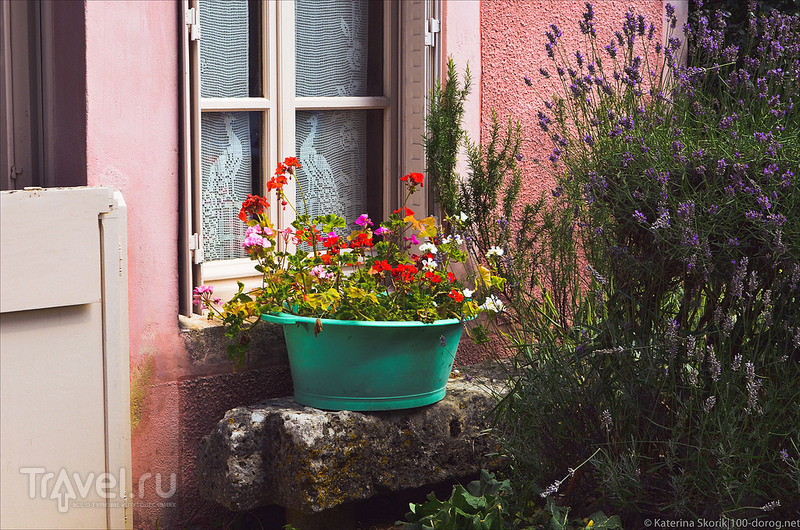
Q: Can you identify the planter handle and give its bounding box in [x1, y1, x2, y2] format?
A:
[262, 312, 299, 325]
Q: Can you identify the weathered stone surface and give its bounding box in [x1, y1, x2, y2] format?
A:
[196, 365, 505, 514]
[179, 316, 289, 371]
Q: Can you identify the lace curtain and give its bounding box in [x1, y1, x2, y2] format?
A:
[295, 111, 368, 229]
[199, 0, 254, 261]
[198, 0, 373, 261]
[200, 112, 254, 261]
[295, 0, 369, 98]
[198, 0, 250, 98]
[295, 0, 370, 229]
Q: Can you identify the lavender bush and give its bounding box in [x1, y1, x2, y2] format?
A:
[449, 1, 800, 523]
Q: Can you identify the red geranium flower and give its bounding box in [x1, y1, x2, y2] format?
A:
[267, 174, 288, 192]
[322, 233, 341, 254]
[393, 207, 415, 217]
[448, 290, 464, 303]
[239, 194, 269, 222]
[371, 260, 392, 274]
[296, 227, 321, 246]
[401, 172, 424, 187]
[392, 263, 419, 282]
[284, 156, 301, 169]
[424, 271, 442, 284]
[349, 232, 374, 248]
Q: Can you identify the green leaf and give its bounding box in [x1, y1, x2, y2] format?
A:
[313, 213, 346, 232]
[546, 497, 570, 530]
[450, 486, 482, 513]
[584, 512, 623, 530]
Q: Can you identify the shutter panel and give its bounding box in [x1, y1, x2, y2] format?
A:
[398, 0, 429, 217]
[179, 0, 196, 315]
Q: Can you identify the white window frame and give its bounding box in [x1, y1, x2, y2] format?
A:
[180, 0, 439, 314]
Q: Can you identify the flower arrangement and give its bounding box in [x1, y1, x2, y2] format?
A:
[194, 157, 505, 361]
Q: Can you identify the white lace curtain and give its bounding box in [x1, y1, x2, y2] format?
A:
[199, 0, 252, 260]
[198, 0, 250, 98]
[295, 0, 370, 229]
[198, 0, 373, 261]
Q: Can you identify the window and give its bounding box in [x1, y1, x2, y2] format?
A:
[181, 0, 439, 313]
[1, 0, 86, 191]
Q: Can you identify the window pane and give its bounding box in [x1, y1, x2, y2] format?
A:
[199, 0, 262, 98]
[295, 0, 382, 97]
[296, 110, 377, 229]
[201, 112, 262, 261]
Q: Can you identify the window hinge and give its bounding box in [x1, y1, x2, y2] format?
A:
[189, 233, 204, 264]
[425, 17, 440, 47]
[10, 165, 22, 180]
[185, 7, 201, 41]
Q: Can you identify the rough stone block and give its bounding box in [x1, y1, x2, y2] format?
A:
[196, 366, 505, 515]
[179, 316, 289, 372]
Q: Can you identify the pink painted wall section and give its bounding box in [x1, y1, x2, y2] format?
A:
[84, 2, 184, 527]
[85, 0, 185, 381]
[442, 0, 481, 174]
[479, 0, 664, 209]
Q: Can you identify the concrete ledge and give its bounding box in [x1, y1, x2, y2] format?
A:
[196, 365, 505, 516]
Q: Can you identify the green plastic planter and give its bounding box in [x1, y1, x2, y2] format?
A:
[262, 312, 466, 411]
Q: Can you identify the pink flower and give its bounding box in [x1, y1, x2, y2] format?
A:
[355, 214, 373, 227]
[404, 234, 420, 246]
[310, 265, 334, 280]
[374, 226, 391, 236]
[242, 225, 273, 249]
[192, 285, 220, 306]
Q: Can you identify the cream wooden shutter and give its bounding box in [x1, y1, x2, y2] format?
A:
[398, 0, 439, 218]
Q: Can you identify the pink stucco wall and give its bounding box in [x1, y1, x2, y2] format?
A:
[83, 5, 291, 527]
[85, 0, 183, 379]
[442, 0, 481, 170]
[479, 0, 665, 210]
[84, 2, 184, 527]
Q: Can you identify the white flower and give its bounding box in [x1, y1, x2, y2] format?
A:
[487, 246, 504, 258]
[462, 288, 474, 298]
[419, 242, 438, 254]
[422, 258, 437, 271]
[442, 234, 464, 246]
[458, 212, 469, 222]
[479, 294, 505, 313]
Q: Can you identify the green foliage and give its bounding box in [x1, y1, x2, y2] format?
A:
[398, 468, 622, 530]
[460, 111, 523, 255]
[129, 354, 155, 432]
[445, 3, 800, 523]
[399, 469, 512, 530]
[544, 498, 622, 530]
[425, 57, 471, 219]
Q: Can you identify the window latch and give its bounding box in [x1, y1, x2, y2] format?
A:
[185, 7, 201, 41]
[189, 233, 204, 264]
